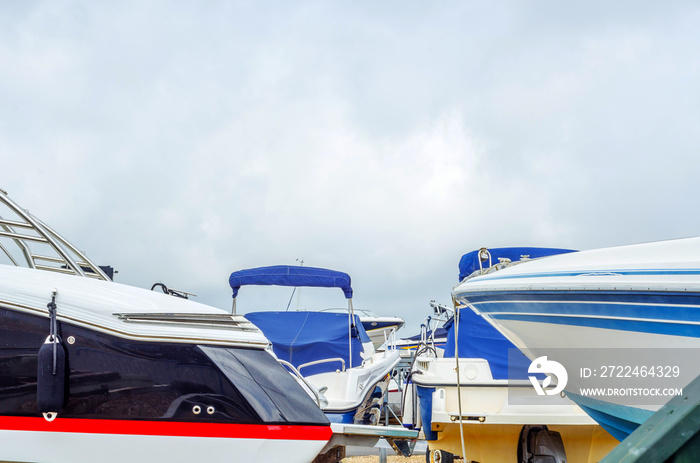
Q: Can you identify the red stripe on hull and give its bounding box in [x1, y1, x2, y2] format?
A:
[0, 416, 332, 441]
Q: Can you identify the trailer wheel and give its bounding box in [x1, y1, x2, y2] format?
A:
[426, 449, 454, 463]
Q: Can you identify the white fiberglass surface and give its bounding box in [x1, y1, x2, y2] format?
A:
[430, 386, 595, 425]
[0, 431, 327, 463]
[455, 236, 700, 293]
[307, 350, 399, 409]
[0, 264, 268, 346]
[489, 318, 700, 352]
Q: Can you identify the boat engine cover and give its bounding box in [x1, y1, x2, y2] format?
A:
[518, 425, 567, 463]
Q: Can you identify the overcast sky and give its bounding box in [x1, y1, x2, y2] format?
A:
[2, 1, 699, 332]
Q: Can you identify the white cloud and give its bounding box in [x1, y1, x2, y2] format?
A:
[1, 0, 700, 330]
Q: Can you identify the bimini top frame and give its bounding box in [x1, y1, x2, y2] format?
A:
[229, 265, 363, 367]
[0, 188, 110, 281]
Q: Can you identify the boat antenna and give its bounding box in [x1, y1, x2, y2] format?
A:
[285, 258, 305, 311]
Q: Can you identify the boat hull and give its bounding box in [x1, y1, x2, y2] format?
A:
[411, 357, 618, 462]
[471, 313, 699, 440]
[0, 417, 331, 463]
[308, 351, 399, 425]
[362, 318, 405, 349]
[452, 238, 700, 441]
[0, 303, 331, 463]
[426, 422, 616, 463]
[562, 391, 654, 442]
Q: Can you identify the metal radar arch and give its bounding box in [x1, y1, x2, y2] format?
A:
[0, 188, 111, 280]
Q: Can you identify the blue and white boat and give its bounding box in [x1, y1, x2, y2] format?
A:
[406, 248, 617, 463]
[229, 266, 401, 425]
[452, 241, 700, 442]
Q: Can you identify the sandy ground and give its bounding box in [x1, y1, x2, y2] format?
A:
[343, 441, 427, 463]
[343, 456, 425, 463]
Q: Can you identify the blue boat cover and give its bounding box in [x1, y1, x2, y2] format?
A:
[230, 265, 353, 299]
[245, 311, 370, 376]
[458, 247, 577, 281]
[443, 308, 532, 380]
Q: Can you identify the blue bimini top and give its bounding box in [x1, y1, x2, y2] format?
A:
[244, 311, 370, 376]
[458, 247, 577, 281]
[230, 265, 353, 299]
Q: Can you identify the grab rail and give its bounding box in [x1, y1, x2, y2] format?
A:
[298, 357, 346, 373]
[383, 326, 398, 352]
[276, 359, 322, 407]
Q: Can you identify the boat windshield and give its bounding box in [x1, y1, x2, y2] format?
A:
[321, 308, 379, 317]
[201, 345, 329, 424]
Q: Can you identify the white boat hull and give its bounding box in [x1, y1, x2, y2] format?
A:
[490, 318, 700, 358]
[360, 315, 405, 349]
[452, 237, 700, 440]
[309, 350, 400, 424]
[0, 418, 331, 463]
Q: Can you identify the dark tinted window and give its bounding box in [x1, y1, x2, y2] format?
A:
[200, 346, 329, 425]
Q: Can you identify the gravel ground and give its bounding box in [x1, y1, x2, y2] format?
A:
[342, 438, 427, 463]
[343, 456, 425, 463]
[343, 441, 427, 463]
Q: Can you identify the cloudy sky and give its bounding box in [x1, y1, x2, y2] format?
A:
[2, 1, 699, 331]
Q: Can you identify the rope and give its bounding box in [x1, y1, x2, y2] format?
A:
[454, 304, 467, 461]
[150, 282, 189, 299]
[46, 292, 58, 375]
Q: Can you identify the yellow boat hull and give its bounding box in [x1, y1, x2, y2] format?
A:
[427, 423, 618, 462]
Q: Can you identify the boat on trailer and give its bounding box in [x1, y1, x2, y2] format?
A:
[404, 248, 619, 463]
[0, 189, 332, 463]
[229, 265, 401, 425]
[452, 241, 700, 442]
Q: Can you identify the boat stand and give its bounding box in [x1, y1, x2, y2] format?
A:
[313, 423, 419, 463]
